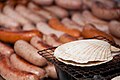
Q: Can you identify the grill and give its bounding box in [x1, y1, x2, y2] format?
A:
[38, 47, 120, 80]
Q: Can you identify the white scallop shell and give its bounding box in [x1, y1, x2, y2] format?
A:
[112, 76, 120, 80]
[54, 39, 113, 66]
[57, 58, 111, 67]
[111, 46, 120, 52]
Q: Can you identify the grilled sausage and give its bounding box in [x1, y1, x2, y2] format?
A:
[59, 34, 77, 43]
[48, 18, 81, 38]
[91, 1, 120, 20]
[0, 54, 39, 80]
[14, 40, 47, 66]
[0, 30, 42, 43]
[10, 54, 46, 78]
[82, 24, 114, 42]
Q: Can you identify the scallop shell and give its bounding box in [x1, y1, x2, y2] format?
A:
[57, 58, 111, 67]
[112, 76, 120, 80]
[111, 46, 120, 52]
[54, 39, 113, 66]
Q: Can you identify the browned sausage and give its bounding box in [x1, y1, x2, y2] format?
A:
[82, 24, 114, 42]
[48, 18, 81, 38]
[0, 29, 43, 43]
[14, 40, 47, 66]
[10, 54, 46, 79]
[0, 54, 39, 80]
[0, 42, 14, 57]
[59, 34, 77, 43]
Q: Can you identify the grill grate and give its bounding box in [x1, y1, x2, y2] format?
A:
[38, 47, 120, 80]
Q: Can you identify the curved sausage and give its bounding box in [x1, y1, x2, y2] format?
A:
[91, 1, 120, 20]
[48, 18, 81, 38]
[0, 54, 39, 80]
[82, 24, 114, 42]
[14, 40, 47, 66]
[10, 54, 46, 79]
[0, 30, 42, 43]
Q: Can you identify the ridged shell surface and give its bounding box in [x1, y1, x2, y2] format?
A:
[54, 39, 113, 66]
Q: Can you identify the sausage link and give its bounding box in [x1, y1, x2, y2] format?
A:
[14, 40, 47, 66]
[0, 30, 42, 43]
[10, 54, 46, 78]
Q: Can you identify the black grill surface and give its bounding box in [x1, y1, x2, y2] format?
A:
[38, 47, 120, 80]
